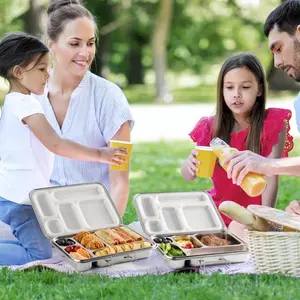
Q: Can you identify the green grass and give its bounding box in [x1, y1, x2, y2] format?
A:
[0, 269, 300, 300]
[123, 84, 217, 104]
[122, 84, 297, 104]
[1, 139, 300, 299]
[0, 84, 297, 106]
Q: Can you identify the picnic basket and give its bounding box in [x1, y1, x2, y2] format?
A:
[245, 205, 300, 276]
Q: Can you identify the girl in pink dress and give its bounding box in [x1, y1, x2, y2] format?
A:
[181, 53, 293, 226]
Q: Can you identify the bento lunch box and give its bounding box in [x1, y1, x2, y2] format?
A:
[29, 183, 153, 272]
[134, 191, 249, 269]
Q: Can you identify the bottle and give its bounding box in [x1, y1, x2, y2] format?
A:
[210, 137, 267, 197]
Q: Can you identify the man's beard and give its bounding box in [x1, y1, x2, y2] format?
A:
[292, 38, 300, 82]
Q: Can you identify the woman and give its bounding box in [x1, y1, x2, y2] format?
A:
[40, 0, 134, 216]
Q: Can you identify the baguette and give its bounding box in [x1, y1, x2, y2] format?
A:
[219, 201, 269, 231]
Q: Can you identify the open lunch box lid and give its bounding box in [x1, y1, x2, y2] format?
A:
[29, 183, 122, 239]
[248, 205, 300, 231]
[133, 191, 225, 237]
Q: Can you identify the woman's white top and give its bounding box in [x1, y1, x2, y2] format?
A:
[37, 71, 134, 191]
[0, 93, 54, 204]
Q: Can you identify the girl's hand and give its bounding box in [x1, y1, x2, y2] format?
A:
[186, 149, 200, 176]
[98, 147, 128, 165]
[286, 200, 300, 215]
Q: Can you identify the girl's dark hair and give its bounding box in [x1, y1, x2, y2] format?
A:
[214, 53, 267, 154]
[0, 32, 49, 80]
[47, 0, 95, 41]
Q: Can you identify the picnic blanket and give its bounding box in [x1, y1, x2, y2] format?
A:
[0, 221, 255, 277]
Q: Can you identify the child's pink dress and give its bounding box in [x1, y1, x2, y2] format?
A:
[189, 108, 293, 225]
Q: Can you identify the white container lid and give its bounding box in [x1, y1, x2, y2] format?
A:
[29, 183, 122, 239]
[134, 191, 224, 236]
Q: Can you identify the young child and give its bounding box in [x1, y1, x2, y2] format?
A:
[181, 52, 293, 228]
[0, 33, 127, 265]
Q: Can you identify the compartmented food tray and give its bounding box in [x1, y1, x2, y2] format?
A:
[134, 191, 249, 269]
[29, 183, 153, 272]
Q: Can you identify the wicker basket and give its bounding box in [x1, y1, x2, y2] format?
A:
[245, 229, 300, 275]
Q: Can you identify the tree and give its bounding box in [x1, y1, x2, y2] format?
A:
[86, 0, 117, 78]
[126, 29, 147, 85]
[0, 0, 25, 37]
[151, 0, 173, 103]
[23, 0, 48, 38]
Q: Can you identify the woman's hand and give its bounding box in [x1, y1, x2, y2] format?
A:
[98, 147, 127, 165]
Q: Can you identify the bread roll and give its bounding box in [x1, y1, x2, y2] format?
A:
[219, 201, 269, 231]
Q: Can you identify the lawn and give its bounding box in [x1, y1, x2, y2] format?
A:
[123, 85, 298, 104]
[0, 84, 297, 106]
[1, 139, 300, 299]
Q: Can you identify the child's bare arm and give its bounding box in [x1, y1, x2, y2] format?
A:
[181, 149, 198, 181]
[23, 113, 127, 165]
[262, 122, 287, 207]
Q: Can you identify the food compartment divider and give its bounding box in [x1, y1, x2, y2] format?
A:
[155, 193, 206, 207]
[175, 207, 191, 231]
[160, 207, 186, 232]
[33, 193, 57, 217]
[77, 197, 119, 229]
[53, 184, 104, 201]
[45, 219, 64, 236]
[182, 205, 220, 231]
[145, 220, 163, 234]
[140, 195, 159, 218]
[134, 191, 226, 237]
[58, 203, 87, 231]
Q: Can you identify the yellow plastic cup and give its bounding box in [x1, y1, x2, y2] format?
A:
[109, 140, 133, 171]
[195, 146, 217, 178]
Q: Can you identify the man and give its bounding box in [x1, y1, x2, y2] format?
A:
[224, 0, 300, 214]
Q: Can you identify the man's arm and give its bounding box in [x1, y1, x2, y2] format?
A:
[223, 152, 300, 186]
[269, 157, 300, 176]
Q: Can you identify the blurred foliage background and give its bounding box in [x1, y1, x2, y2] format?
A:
[0, 0, 298, 103]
